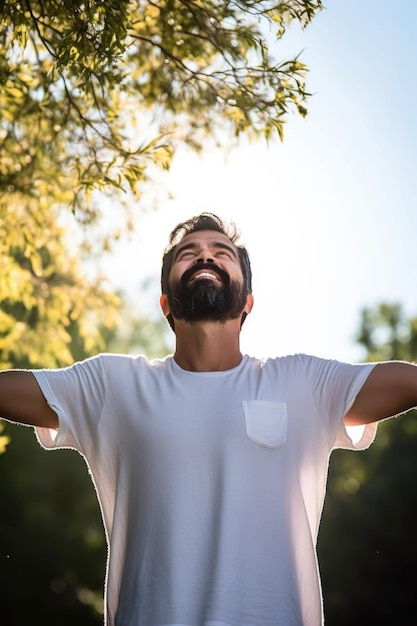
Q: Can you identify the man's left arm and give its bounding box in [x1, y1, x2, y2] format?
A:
[345, 361, 417, 426]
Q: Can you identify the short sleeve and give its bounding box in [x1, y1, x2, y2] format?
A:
[303, 356, 378, 450]
[32, 355, 107, 453]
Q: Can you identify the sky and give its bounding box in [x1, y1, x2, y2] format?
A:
[102, 0, 417, 363]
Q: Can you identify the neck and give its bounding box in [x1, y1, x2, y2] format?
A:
[172, 319, 243, 372]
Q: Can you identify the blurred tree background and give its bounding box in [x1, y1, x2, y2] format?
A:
[318, 303, 417, 626]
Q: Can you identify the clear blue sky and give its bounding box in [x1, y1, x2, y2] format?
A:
[105, 0, 417, 363]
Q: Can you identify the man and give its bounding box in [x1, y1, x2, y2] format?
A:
[1, 212, 417, 626]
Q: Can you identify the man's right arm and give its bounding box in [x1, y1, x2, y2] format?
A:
[0, 371, 58, 429]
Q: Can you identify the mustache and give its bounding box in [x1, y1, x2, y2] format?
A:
[180, 263, 230, 287]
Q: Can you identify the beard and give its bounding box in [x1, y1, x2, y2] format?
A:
[166, 263, 248, 324]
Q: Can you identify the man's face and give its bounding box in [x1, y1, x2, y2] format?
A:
[164, 230, 248, 324]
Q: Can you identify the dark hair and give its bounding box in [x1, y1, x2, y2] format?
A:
[161, 212, 252, 295]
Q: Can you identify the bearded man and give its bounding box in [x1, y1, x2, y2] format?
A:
[1, 213, 417, 626]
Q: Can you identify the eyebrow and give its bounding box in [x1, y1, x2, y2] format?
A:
[174, 240, 238, 260]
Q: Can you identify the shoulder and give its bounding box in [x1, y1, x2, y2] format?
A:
[240, 354, 313, 385]
[244, 353, 371, 382]
[56, 353, 173, 379]
[244, 353, 313, 372]
[87, 352, 172, 373]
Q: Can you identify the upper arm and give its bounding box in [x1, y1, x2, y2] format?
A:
[0, 370, 58, 429]
[345, 361, 417, 426]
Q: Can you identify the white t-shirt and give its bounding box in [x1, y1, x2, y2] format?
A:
[33, 353, 376, 626]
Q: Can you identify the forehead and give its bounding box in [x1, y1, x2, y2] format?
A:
[173, 230, 238, 256]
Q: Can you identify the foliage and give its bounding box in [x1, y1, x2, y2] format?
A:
[318, 303, 417, 625]
[0, 0, 323, 372]
[0, 0, 323, 219]
[0, 200, 121, 369]
[356, 302, 417, 361]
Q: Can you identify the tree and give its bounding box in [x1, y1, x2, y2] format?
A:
[1, 0, 322, 213]
[0, 205, 121, 369]
[318, 303, 417, 626]
[356, 302, 417, 362]
[0, 1, 323, 369]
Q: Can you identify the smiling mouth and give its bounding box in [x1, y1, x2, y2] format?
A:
[191, 271, 220, 282]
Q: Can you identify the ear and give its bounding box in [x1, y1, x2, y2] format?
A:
[160, 294, 170, 317]
[244, 293, 254, 315]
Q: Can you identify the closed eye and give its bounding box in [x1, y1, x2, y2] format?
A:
[178, 250, 196, 260]
[174, 241, 238, 262]
[216, 250, 233, 259]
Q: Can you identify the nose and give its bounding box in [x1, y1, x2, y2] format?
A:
[196, 251, 214, 264]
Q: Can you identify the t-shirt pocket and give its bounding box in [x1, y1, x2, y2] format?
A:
[242, 400, 287, 449]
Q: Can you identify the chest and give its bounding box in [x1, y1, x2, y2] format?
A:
[108, 371, 319, 465]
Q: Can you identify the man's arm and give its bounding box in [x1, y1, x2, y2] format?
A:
[0, 371, 58, 429]
[345, 361, 417, 426]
